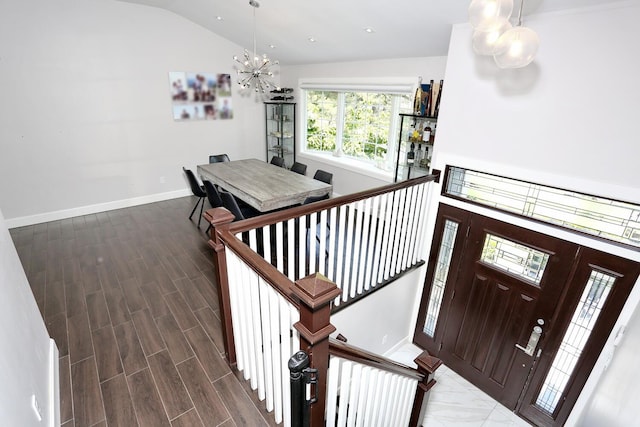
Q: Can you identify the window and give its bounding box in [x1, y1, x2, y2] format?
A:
[302, 87, 412, 171]
[480, 233, 550, 284]
[444, 166, 640, 248]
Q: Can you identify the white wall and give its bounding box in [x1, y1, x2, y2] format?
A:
[0, 0, 265, 226]
[281, 56, 447, 196]
[330, 268, 426, 356]
[0, 209, 58, 426]
[431, 1, 640, 425]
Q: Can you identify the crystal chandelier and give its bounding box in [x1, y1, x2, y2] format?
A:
[233, 0, 279, 94]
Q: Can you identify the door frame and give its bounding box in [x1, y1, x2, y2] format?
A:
[413, 203, 640, 426]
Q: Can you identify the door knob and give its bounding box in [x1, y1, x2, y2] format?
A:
[515, 325, 543, 356]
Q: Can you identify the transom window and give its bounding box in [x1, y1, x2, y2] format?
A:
[302, 87, 412, 171]
[444, 166, 640, 248]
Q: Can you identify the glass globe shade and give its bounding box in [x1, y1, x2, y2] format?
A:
[468, 0, 514, 31]
[472, 17, 512, 55]
[493, 26, 539, 69]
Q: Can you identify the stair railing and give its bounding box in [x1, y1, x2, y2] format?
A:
[204, 174, 442, 427]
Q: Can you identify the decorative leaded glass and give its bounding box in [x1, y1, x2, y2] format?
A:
[423, 220, 459, 337]
[480, 234, 550, 284]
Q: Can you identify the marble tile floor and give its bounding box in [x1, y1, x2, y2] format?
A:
[390, 344, 532, 427]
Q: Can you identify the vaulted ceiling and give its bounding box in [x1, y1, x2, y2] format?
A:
[117, 0, 622, 65]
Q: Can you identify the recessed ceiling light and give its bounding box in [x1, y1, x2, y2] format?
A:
[308, 37, 316, 43]
[364, 27, 375, 33]
[216, 16, 223, 21]
[269, 44, 276, 49]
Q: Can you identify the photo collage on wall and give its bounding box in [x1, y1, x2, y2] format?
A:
[169, 72, 233, 121]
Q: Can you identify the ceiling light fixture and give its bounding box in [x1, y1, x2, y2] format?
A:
[232, 0, 279, 94]
[468, 0, 539, 68]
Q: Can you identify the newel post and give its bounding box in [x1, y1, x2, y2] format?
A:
[292, 273, 342, 427]
[204, 207, 237, 365]
[409, 350, 442, 427]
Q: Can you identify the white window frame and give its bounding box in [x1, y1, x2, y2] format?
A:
[298, 78, 415, 181]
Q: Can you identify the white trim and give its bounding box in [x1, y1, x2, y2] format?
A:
[5, 188, 191, 228]
[298, 77, 416, 94]
[298, 152, 394, 183]
[49, 339, 59, 427]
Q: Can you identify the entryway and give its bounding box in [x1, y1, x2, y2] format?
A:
[413, 204, 640, 426]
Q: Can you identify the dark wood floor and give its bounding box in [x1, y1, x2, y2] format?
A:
[10, 196, 278, 427]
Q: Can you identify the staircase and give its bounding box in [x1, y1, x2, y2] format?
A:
[204, 174, 443, 426]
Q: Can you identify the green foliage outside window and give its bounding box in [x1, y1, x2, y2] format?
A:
[306, 91, 337, 152]
[305, 89, 411, 166]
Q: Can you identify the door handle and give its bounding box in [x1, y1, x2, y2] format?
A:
[515, 325, 543, 356]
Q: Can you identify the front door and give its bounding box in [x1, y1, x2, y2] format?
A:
[414, 204, 640, 426]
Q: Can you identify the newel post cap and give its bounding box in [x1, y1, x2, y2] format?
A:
[292, 273, 342, 309]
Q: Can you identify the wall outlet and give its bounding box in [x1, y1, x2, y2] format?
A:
[159, 176, 166, 184]
[31, 394, 42, 422]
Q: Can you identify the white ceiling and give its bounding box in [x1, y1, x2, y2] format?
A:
[118, 0, 621, 65]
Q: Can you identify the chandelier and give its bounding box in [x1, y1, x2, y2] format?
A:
[233, 0, 279, 94]
[468, 0, 540, 69]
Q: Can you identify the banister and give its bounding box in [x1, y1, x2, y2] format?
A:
[225, 172, 440, 234]
[213, 225, 299, 307]
[329, 338, 425, 381]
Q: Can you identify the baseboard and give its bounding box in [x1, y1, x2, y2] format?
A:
[5, 189, 191, 229]
[49, 339, 59, 427]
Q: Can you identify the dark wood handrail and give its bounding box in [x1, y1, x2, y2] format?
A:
[210, 225, 300, 308]
[328, 337, 440, 381]
[225, 172, 441, 234]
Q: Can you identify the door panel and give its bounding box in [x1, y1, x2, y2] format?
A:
[437, 210, 578, 408]
[414, 204, 640, 426]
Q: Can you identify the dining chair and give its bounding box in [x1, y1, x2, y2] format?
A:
[219, 190, 260, 221]
[270, 156, 285, 167]
[182, 167, 207, 228]
[291, 161, 307, 175]
[313, 169, 333, 185]
[302, 193, 330, 204]
[209, 154, 230, 163]
[202, 179, 223, 234]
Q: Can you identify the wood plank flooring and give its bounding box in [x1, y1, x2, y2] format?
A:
[10, 196, 278, 427]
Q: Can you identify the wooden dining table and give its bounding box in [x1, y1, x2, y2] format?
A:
[197, 159, 332, 212]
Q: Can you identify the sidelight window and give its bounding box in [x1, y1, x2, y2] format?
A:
[535, 269, 617, 415]
[423, 219, 459, 337]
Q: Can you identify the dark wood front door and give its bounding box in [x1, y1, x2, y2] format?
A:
[414, 204, 639, 426]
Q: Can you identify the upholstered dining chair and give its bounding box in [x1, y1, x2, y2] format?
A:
[219, 190, 260, 222]
[209, 154, 230, 163]
[202, 179, 223, 234]
[302, 193, 330, 205]
[182, 167, 207, 228]
[270, 156, 285, 167]
[291, 161, 307, 175]
[313, 169, 333, 185]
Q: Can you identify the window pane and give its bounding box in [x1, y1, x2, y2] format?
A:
[306, 91, 337, 153]
[342, 92, 392, 162]
[303, 89, 412, 171]
[424, 220, 459, 337]
[444, 166, 640, 248]
[480, 234, 550, 284]
[535, 270, 616, 415]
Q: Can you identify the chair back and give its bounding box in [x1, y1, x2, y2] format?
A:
[202, 180, 223, 208]
[302, 193, 330, 204]
[209, 154, 230, 163]
[291, 162, 307, 175]
[220, 191, 245, 221]
[183, 167, 206, 197]
[270, 156, 285, 167]
[313, 169, 333, 185]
